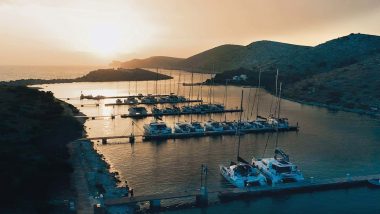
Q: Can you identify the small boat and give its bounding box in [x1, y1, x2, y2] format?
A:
[128, 107, 148, 117]
[116, 99, 123, 104]
[204, 121, 224, 132]
[252, 148, 304, 184]
[190, 122, 205, 133]
[238, 121, 254, 130]
[174, 122, 192, 133]
[124, 97, 139, 105]
[220, 161, 267, 188]
[143, 121, 172, 136]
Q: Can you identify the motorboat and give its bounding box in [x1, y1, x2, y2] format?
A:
[252, 148, 304, 184]
[143, 121, 172, 136]
[204, 121, 224, 132]
[189, 122, 205, 133]
[124, 97, 139, 105]
[128, 106, 148, 117]
[220, 161, 267, 188]
[174, 122, 192, 133]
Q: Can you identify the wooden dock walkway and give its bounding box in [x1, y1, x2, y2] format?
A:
[80, 94, 170, 100]
[104, 174, 380, 208]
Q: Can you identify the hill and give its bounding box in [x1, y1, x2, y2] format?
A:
[120, 56, 183, 69]
[284, 53, 380, 112]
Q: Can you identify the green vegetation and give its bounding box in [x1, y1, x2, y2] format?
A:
[0, 86, 83, 213]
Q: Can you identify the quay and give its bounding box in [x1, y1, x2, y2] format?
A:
[120, 109, 242, 118]
[105, 99, 203, 106]
[103, 174, 380, 210]
[80, 94, 170, 100]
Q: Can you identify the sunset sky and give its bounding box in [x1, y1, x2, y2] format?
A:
[1, 0, 380, 66]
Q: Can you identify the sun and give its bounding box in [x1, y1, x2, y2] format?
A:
[88, 23, 122, 57]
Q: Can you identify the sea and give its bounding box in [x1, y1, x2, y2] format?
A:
[3, 66, 380, 213]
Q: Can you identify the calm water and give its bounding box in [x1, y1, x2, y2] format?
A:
[34, 69, 380, 213]
[0, 65, 100, 81]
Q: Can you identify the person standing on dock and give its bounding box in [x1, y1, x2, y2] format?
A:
[130, 188, 134, 198]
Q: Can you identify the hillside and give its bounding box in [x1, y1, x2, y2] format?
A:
[120, 56, 183, 69]
[284, 53, 380, 111]
[0, 86, 83, 212]
[117, 33, 380, 75]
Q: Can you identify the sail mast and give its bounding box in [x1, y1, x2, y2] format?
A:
[237, 90, 244, 160]
[256, 68, 262, 118]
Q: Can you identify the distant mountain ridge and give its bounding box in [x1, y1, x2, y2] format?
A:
[118, 33, 380, 75]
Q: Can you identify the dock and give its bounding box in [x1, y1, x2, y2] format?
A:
[103, 174, 380, 209]
[105, 99, 203, 106]
[80, 94, 170, 100]
[120, 109, 242, 118]
[85, 125, 298, 143]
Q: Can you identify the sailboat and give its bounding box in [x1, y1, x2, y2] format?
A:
[219, 90, 267, 188]
[252, 82, 304, 185]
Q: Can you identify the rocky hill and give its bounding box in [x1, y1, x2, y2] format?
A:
[120, 56, 183, 69]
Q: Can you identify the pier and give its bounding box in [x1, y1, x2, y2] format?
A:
[85, 125, 298, 143]
[120, 109, 242, 118]
[105, 99, 203, 106]
[103, 174, 380, 210]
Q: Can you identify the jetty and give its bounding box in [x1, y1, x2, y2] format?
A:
[120, 108, 242, 118]
[85, 125, 298, 143]
[103, 174, 380, 210]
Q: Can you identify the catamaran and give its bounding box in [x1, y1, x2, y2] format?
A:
[141, 95, 157, 104]
[128, 106, 148, 117]
[189, 122, 205, 133]
[143, 121, 172, 136]
[220, 161, 267, 188]
[252, 148, 304, 184]
[204, 121, 224, 132]
[174, 122, 192, 133]
[124, 97, 139, 105]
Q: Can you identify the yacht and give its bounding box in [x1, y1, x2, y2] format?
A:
[128, 106, 148, 117]
[204, 121, 224, 132]
[124, 97, 139, 105]
[174, 122, 192, 133]
[143, 121, 172, 136]
[220, 161, 267, 188]
[189, 122, 205, 133]
[252, 149, 304, 184]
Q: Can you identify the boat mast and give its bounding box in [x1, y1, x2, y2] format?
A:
[155, 68, 158, 95]
[177, 73, 181, 96]
[237, 89, 244, 160]
[275, 82, 282, 148]
[256, 68, 262, 118]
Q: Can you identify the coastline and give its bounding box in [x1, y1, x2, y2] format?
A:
[61, 100, 131, 213]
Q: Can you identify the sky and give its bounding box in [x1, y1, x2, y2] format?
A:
[0, 0, 380, 66]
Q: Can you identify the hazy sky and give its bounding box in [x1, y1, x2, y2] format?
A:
[1, 0, 380, 65]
